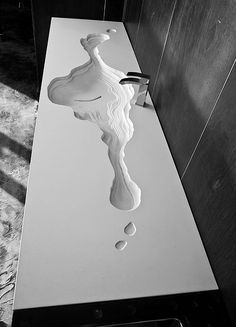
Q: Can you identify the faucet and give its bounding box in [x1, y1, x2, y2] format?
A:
[119, 72, 150, 107]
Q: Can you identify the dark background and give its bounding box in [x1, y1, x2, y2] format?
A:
[1, 0, 235, 325]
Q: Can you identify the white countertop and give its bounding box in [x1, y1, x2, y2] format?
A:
[14, 18, 217, 310]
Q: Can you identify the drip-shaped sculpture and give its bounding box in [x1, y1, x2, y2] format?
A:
[48, 33, 141, 211]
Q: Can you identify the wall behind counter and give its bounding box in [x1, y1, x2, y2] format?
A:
[124, 0, 236, 324]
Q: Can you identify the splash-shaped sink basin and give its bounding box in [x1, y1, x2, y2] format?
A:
[48, 33, 141, 211]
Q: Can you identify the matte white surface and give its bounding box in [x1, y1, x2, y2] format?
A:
[14, 18, 217, 310]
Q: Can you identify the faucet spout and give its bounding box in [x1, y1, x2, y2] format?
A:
[119, 77, 146, 86]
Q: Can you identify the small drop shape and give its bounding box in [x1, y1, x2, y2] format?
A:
[115, 240, 127, 251]
[124, 222, 136, 236]
[106, 28, 117, 33]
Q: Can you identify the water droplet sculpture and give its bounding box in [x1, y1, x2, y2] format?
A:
[115, 240, 127, 251]
[124, 221, 136, 236]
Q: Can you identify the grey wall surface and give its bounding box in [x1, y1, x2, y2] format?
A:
[124, 0, 236, 325]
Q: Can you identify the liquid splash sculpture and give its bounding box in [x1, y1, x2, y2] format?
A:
[48, 33, 141, 211]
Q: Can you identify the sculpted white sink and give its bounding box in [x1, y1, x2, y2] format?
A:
[48, 33, 141, 211]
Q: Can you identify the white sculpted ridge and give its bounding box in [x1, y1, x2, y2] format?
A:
[48, 33, 141, 211]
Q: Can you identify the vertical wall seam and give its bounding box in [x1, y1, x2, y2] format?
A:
[181, 58, 236, 180]
[152, 0, 178, 93]
[122, 0, 128, 22]
[30, 0, 40, 93]
[134, 0, 144, 49]
[103, 0, 107, 20]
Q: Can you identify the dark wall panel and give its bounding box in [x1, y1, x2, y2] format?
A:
[152, 0, 236, 175]
[182, 62, 236, 325]
[0, 0, 37, 99]
[125, 0, 176, 93]
[123, 0, 143, 49]
[105, 0, 125, 21]
[124, 0, 236, 324]
[124, 0, 236, 175]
